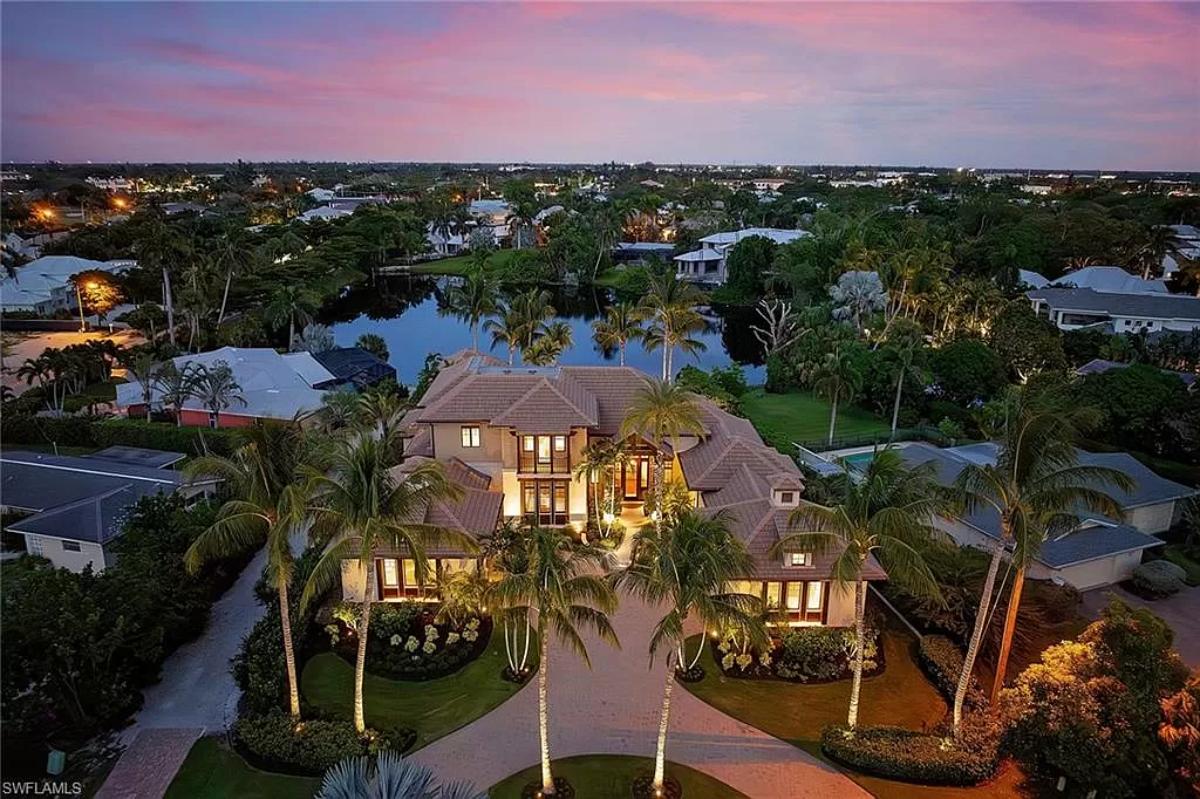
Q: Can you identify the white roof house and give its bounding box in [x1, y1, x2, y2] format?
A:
[1049, 266, 1167, 295]
[673, 228, 809, 285]
[1028, 287, 1200, 334]
[306, 188, 336, 202]
[0, 256, 129, 313]
[115, 347, 334, 422]
[296, 206, 353, 223]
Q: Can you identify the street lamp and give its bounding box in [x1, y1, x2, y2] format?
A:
[75, 283, 87, 332]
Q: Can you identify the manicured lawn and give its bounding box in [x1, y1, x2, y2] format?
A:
[741, 388, 890, 450]
[301, 628, 535, 749]
[682, 627, 1030, 798]
[164, 737, 317, 799]
[410, 250, 520, 276]
[488, 754, 748, 799]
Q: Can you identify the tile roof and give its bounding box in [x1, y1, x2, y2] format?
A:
[387, 457, 501, 557]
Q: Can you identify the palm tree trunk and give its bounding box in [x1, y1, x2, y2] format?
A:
[827, 398, 839, 446]
[354, 594, 372, 733]
[471, 322, 479, 353]
[217, 270, 232, 326]
[538, 621, 555, 796]
[278, 575, 301, 720]
[619, 341, 626, 366]
[890, 368, 904, 437]
[653, 653, 676, 789]
[288, 315, 296, 352]
[953, 539, 1003, 737]
[163, 268, 176, 346]
[847, 580, 866, 730]
[652, 451, 665, 530]
[990, 565, 1025, 705]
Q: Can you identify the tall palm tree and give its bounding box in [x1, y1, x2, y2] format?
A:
[301, 434, 471, 733]
[119, 351, 165, 415]
[484, 305, 524, 366]
[572, 438, 622, 537]
[615, 511, 766, 792]
[154, 361, 202, 427]
[193, 361, 246, 428]
[184, 422, 317, 720]
[954, 392, 1131, 721]
[486, 526, 619, 797]
[620, 379, 705, 528]
[485, 289, 556, 365]
[591, 302, 645, 366]
[640, 270, 705, 382]
[809, 347, 864, 446]
[266, 284, 320, 351]
[524, 320, 573, 366]
[446, 269, 498, 352]
[887, 338, 920, 438]
[772, 448, 943, 731]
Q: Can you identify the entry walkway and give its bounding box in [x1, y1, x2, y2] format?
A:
[411, 589, 866, 797]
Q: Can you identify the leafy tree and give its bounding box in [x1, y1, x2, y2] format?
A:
[809, 346, 864, 446]
[1074, 363, 1191, 456]
[773, 448, 943, 730]
[354, 333, 389, 363]
[486, 527, 618, 797]
[294, 322, 336, 354]
[69, 269, 123, 322]
[1159, 669, 1200, 790]
[722, 235, 777, 302]
[615, 511, 765, 793]
[987, 301, 1066, 382]
[830, 271, 887, 334]
[931, 339, 1005, 405]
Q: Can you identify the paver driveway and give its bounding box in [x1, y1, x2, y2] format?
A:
[411, 589, 866, 797]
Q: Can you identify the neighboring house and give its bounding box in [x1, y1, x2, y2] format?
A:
[161, 202, 209, 216]
[612, 242, 676, 265]
[468, 199, 513, 244]
[1074, 358, 1197, 390]
[1162, 224, 1200, 281]
[296, 206, 352, 223]
[891, 441, 1195, 590]
[0, 255, 129, 314]
[1049, 265, 1168, 294]
[115, 346, 334, 426]
[306, 188, 336, 202]
[342, 352, 883, 626]
[673, 227, 809, 284]
[425, 224, 466, 256]
[1027, 286, 1200, 333]
[0, 447, 218, 573]
[2, 232, 41, 262]
[312, 346, 397, 390]
[328, 196, 386, 212]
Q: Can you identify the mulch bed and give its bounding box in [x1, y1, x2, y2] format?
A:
[632, 772, 682, 798]
[521, 776, 575, 798]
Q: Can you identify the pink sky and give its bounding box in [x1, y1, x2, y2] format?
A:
[2, 2, 1197, 170]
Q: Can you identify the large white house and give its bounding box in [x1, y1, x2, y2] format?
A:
[673, 227, 809, 284]
[0, 255, 130, 314]
[1027, 287, 1200, 333]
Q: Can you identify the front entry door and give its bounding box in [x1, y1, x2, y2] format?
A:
[622, 456, 651, 500]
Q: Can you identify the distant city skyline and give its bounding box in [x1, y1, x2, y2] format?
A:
[2, 2, 1197, 171]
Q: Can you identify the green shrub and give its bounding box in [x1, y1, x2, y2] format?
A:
[95, 419, 243, 456]
[919, 635, 985, 711]
[234, 713, 367, 776]
[773, 627, 879, 682]
[0, 414, 98, 447]
[821, 724, 999, 786]
[1131, 560, 1187, 597]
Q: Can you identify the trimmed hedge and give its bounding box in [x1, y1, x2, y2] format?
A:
[821, 724, 999, 786]
[233, 712, 413, 776]
[918, 635, 985, 711]
[1131, 560, 1187, 597]
[0, 413, 243, 456]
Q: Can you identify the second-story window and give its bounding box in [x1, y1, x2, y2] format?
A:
[520, 434, 569, 473]
[786, 551, 812, 567]
[461, 426, 481, 448]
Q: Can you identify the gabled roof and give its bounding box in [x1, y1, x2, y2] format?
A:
[7, 482, 170, 544]
[385, 457, 501, 555]
[492, 374, 599, 431]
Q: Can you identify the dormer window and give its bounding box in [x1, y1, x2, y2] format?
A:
[786, 551, 812, 568]
[773, 489, 799, 507]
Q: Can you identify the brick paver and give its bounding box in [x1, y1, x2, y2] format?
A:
[95, 728, 202, 799]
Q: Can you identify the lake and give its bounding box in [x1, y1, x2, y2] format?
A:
[319, 275, 767, 386]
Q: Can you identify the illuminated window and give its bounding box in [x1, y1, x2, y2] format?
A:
[806, 582, 823, 612]
[381, 558, 400, 587]
[765, 581, 782, 609]
[461, 426, 481, 448]
[553, 435, 566, 452]
[786, 583, 802, 611]
[787, 551, 812, 567]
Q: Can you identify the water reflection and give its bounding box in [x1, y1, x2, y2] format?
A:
[320, 275, 765, 385]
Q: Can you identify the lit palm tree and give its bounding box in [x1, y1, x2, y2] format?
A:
[591, 302, 645, 366]
[954, 391, 1131, 723]
[772, 447, 943, 731]
[301, 434, 471, 733]
[193, 361, 246, 428]
[620, 379, 705, 528]
[266, 284, 320, 351]
[446, 269, 498, 352]
[615, 511, 766, 792]
[572, 438, 623, 537]
[486, 526, 619, 797]
[184, 422, 318, 720]
[809, 347, 864, 446]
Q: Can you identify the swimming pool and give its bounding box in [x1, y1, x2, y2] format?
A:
[841, 451, 877, 471]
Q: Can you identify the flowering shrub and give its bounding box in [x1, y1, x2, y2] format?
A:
[333, 607, 493, 681]
[713, 626, 881, 682]
[404, 636, 419, 653]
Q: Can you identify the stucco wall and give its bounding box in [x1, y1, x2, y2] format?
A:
[825, 582, 857, 627]
[1126, 501, 1177, 535]
[1029, 550, 1143, 591]
[430, 422, 506, 470]
[22, 534, 106, 573]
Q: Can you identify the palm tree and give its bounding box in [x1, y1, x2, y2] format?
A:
[357, 390, 408, 444]
[484, 289, 556, 365]
[317, 750, 485, 799]
[434, 567, 489, 628]
[810, 347, 864, 446]
[772, 448, 943, 731]
[301, 434, 471, 733]
[620, 379, 705, 528]
[887, 338, 920, 438]
[484, 305, 524, 366]
[266, 284, 320, 351]
[615, 511, 766, 792]
[16, 354, 59, 412]
[154, 361, 202, 426]
[954, 391, 1131, 720]
[591, 302, 645, 366]
[184, 422, 316, 720]
[640, 270, 705, 382]
[524, 320, 573, 366]
[446, 270, 498, 352]
[572, 438, 622, 537]
[486, 526, 619, 797]
[193, 361, 246, 428]
[119, 351, 165, 415]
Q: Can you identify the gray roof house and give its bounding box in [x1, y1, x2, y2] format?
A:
[0, 448, 218, 573]
[895, 442, 1195, 590]
[1028, 286, 1200, 334]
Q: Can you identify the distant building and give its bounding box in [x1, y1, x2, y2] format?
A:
[1048, 265, 1167, 295]
[312, 347, 397, 390]
[297, 206, 352, 223]
[0, 447, 219, 573]
[1028, 287, 1200, 333]
[86, 176, 134, 192]
[0, 255, 130, 314]
[1074, 358, 1196, 389]
[306, 188, 336, 202]
[673, 227, 809, 284]
[1020, 184, 1053, 195]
